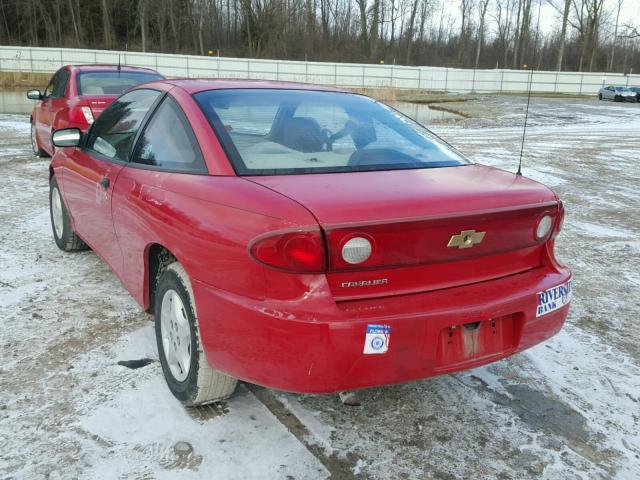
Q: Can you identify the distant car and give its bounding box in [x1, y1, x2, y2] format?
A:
[27, 64, 164, 157]
[48, 79, 571, 405]
[598, 85, 637, 103]
[629, 87, 640, 102]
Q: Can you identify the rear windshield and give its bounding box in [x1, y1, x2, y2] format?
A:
[194, 89, 468, 175]
[78, 71, 164, 96]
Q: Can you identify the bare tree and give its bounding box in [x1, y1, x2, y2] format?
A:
[608, 0, 623, 71]
[554, 0, 571, 71]
[138, 0, 148, 52]
[356, 0, 368, 53]
[0, 0, 638, 73]
[458, 0, 473, 66]
[404, 0, 420, 63]
[100, 0, 113, 50]
[622, 24, 640, 39]
[494, 0, 515, 68]
[474, 0, 491, 68]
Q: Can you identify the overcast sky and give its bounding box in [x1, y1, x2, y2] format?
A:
[443, 0, 640, 37]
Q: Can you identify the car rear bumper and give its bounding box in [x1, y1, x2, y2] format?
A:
[193, 265, 571, 393]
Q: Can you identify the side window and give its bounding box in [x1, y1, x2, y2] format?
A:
[43, 72, 58, 98]
[131, 96, 206, 173]
[52, 70, 69, 98]
[86, 89, 162, 162]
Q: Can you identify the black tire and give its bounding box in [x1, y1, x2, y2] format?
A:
[49, 176, 87, 252]
[31, 121, 49, 157]
[598, 93, 602, 100]
[155, 262, 237, 406]
[614, 95, 621, 102]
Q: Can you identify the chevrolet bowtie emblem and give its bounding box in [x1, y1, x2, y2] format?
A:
[447, 229, 486, 249]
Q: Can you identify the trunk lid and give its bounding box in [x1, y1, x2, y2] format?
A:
[248, 165, 560, 300]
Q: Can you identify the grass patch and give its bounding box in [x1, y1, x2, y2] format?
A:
[349, 86, 400, 101]
[0, 71, 51, 88]
[397, 91, 476, 104]
[428, 104, 470, 118]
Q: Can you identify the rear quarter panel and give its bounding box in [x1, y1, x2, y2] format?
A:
[111, 168, 321, 309]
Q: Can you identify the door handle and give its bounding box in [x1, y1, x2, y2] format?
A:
[99, 177, 110, 189]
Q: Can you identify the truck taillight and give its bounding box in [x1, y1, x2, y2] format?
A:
[250, 230, 325, 273]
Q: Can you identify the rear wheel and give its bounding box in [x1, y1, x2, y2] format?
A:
[31, 121, 48, 157]
[49, 176, 87, 251]
[155, 262, 237, 405]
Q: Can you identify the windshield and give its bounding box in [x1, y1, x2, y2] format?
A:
[614, 87, 631, 92]
[78, 71, 164, 96]
[194, 89, 468, 175]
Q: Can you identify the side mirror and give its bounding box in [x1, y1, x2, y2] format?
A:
[26, 89, 43, 100]
[52, 128, 82, 148]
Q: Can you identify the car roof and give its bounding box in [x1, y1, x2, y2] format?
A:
[155, 78, 350, 95]
[69, 64, 161, 74]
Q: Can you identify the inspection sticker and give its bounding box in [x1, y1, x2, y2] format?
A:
[536, 279, 573, 317]
[363, 324, 391, 354]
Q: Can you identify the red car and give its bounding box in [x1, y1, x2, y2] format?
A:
[27, 64, 164, 157]
[48, 79, 572, 405]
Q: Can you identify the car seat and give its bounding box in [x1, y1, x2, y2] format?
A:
[279, 117, 324, 153]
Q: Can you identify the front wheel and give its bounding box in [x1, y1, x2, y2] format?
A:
[31, 122, 48, 157]
[49, 176, 87, 251]
[155, 262, 237, 406]
[598, 93, 603, 100]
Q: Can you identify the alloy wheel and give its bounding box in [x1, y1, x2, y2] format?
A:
[160, 289, 192, 382]
[51, 187, 64, 239]
[31, 123, 38, 155]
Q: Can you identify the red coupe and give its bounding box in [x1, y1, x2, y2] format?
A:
[48, 79, 572, 405]
[27, 64, 164, 157]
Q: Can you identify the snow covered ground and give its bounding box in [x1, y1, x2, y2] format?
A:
[1, 97, 639, 479]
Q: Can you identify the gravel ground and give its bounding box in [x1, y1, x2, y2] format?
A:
[1, 96, 639, 480]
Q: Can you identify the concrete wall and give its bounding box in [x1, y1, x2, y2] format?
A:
[2, 45, 638, 95]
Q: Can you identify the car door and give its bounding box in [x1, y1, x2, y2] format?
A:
[62, 88, 163, 274]
[35, 73, 57, 151]
[37, 69, 70, 153]
[111, 94, 208, 304]
[606, 87, 614, 100]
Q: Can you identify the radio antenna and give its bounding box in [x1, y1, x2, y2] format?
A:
[517, 65, 534, 176]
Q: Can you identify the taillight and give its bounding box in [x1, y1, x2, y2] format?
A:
[69, 105, 94, 125]
[341, 236, 373, 264]
[535, 214, 554, 240]
[250, 229, 325, 273]
[552, 201, 565, 239]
